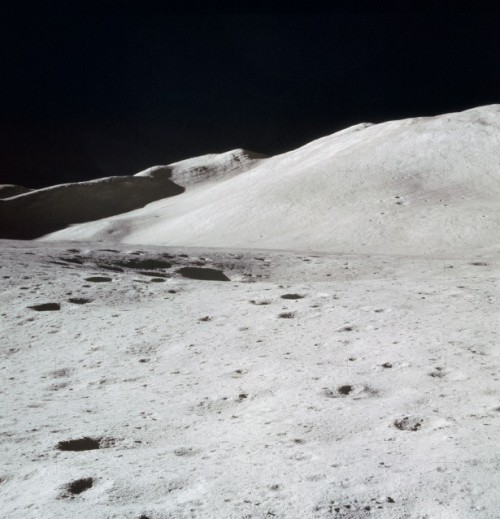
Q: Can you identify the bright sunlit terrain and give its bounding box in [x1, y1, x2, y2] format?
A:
[1, 106, 499, 518]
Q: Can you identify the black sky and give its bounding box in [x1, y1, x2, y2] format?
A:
[2, 4, 500, 188]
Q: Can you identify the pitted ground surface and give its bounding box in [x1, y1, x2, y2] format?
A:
[0, 240, 498, 518]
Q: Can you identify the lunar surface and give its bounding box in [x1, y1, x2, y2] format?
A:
[1, 106, 499, 518]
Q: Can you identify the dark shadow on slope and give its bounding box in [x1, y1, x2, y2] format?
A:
[0, 184, 33, 199]
[114, 258, 172, 270]
[0, 175, 184, 239]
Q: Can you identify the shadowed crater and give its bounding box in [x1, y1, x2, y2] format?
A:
[323, 384, 378, 399]
[56, 436, 116, 451]
[281, 293, 305, 300]
[68, 298, 92, 305]
[57, 437, 102, 451]
[338, 324, 354, 332]
[337, 384, 353, 395]
[64, 477, 93, 495]
[177, 267, 229, 281]
[323, 385, 353, 397]
[115, 258, 172, 270]
[28, 303, 60, 311]
[394, 416, 424, 431]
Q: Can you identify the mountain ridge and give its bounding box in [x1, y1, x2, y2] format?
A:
[2, 104, 499, 254]
[40, 104, 500, 255]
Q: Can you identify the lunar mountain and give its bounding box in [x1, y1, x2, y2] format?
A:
[0, 104, 498, 254]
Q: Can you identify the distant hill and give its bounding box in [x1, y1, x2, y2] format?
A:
[5, 105, 500, 255]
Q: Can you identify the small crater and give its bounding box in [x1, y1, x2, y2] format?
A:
[48, 382, 69, 391]
[280, 294, 304, 300]
[338, 325, 354, 332]
[177, 267, 229, 281]
[250, 300, 271, 305]
[198, 316, 212, 322]
[174, 447, 196, 457]
[68, 298, 92, 305]
[28, 303, 60, 311]
[323, 385, 353, 398]
[381, 362, 393, 369]
[278, 312, 295, 319]
[323, 384, 377, 399]
[84, 276, 112, 283]
[470, 261, 488, 266]
[64, 477, 94, 495]
[56, 437, 104, 451]
[394, 416, 423, 431]
[50, 368, 71, 378]
[337, 385, 353, 395]
[429, 368, 446, 378]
